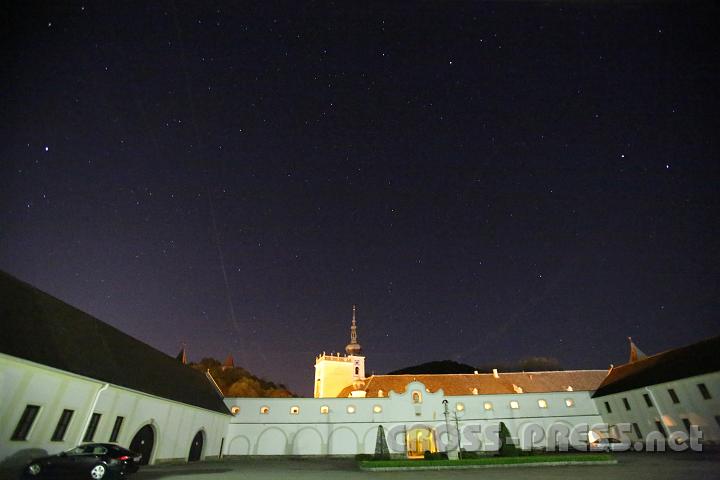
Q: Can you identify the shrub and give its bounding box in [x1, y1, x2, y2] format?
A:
[423, 451, 449, 460]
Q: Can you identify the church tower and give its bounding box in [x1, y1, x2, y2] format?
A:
[313, 305, 366, 398]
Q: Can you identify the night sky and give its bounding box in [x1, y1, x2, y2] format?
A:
[2, 2, 718, 397]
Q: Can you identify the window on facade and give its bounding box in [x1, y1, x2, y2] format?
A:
[83, 413, 102, 442]
[537, 399, 548, 409]
[655, 420, 667, 438]
[51, 409, 74, 442]
[411, 391, 422, 404]
[604, 401, 612, 414]
[355, 366, 359, 375]
[697, 383, 711, 400]
[260, 406, 270, 414]
[643, 393, 653, 407]
[346, 405, 356, 414]
[373, 405, 382, 413]
[11, 405, 41, 441]
[320, 405, 329, 414]
[510, 400, 519, 409]
[715, 416, 720, 429]
[622, 398, 631, 411]
[565, 398, 575, 408]
[456, 403, 465, 412]
[632, 423, 642, 438]
[290, 406, 300, 415]
[682, 418, 692, 433]
[378, 389, 384, 398]
[483, 402, 492, 411]
[109, 416, 124, 442]
[668, 389, 680, 404]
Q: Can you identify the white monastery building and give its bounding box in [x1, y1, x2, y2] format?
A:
[1, 270, 719, 469]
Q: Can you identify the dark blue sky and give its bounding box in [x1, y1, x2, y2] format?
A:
[2, 1, 718, 396]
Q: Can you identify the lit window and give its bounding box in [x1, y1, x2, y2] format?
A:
[320, 405, 329, 414]
[537, 399, 548, 409]
[378, 389, 384, 398]
[347, 405, 356, 414]
[472, 388, 478, 395]
[411, 391, 422, 404]
[11, 405, 41, 441]
[260, 406, 270, 414]
[697, 383, 711, 400]
[565, 398, 575, 408]
[290, 406, 300, 415]
[483, 402, 492, 411]
[51, 409, 74, 442]
[373, 405, 382, 413]
[230, 406, 240, 416]
[456, 403, 465, 412]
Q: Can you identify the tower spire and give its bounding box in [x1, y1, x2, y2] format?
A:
[345, 304, 362, 355]
[350, 304, 358, 344]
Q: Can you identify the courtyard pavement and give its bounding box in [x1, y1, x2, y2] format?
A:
[134, 451, 720, 480]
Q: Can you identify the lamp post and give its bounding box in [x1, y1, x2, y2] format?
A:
[442, 399, 457, 459]
[453, 410, 463, 459]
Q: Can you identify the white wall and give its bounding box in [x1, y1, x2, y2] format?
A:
[225, 381, 604, 456]
[0, 353, 228, 468]
[594, 371, 720, 444]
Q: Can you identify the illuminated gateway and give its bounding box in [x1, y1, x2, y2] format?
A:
[1, 270, 719, 467]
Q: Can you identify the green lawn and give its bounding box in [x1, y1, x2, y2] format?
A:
[359, 453, 614, 469]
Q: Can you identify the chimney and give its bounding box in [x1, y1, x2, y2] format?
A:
[492, 368, 499, 378]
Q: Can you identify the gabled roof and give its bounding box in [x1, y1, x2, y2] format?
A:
[0, 271, 229, 415]
[337, 370, 608, 397]
[592, 335, 720, 398]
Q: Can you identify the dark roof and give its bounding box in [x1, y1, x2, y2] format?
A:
[0, 271, 229, 415]
[338, 370, 608, 397]
[593, 335, 720, 398]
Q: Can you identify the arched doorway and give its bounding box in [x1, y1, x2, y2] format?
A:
[406, 427, 436, 458]
[188, 430, 204, 462]
[130, 425, 155, 465]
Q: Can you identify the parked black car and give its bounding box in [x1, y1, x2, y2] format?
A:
[23, 443, 141, 479]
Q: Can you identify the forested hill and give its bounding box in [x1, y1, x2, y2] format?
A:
[388, 357, 564, 375]
[190, 358, 295, 397]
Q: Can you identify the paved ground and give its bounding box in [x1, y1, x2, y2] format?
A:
[134, 451, 720, 480]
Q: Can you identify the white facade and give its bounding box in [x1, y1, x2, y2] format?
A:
[224, 380, 604, 456]
[594, 371, 720, 444]
[0, 353, 228, 469]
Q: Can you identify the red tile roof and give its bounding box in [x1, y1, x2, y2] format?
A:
[338, 370, 608, 397]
